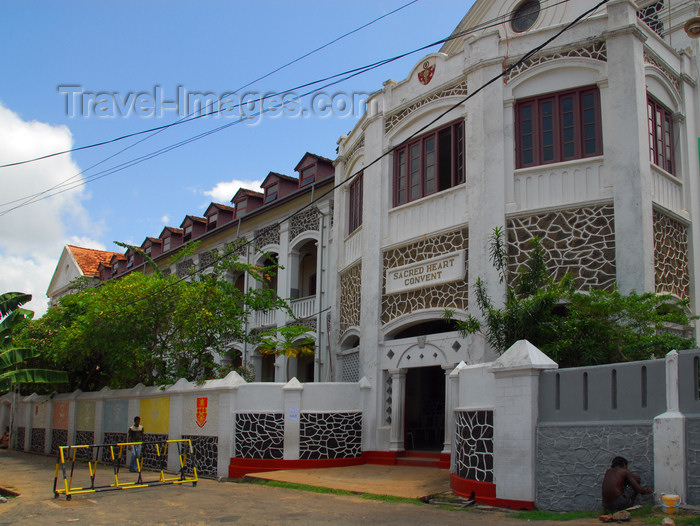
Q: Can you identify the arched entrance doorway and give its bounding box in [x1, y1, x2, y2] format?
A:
[404, 365, 445, 451]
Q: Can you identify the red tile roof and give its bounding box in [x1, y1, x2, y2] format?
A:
[207, 202, 236, 213]
[238, 189, 264, 198]
[67, 245, 122, 277]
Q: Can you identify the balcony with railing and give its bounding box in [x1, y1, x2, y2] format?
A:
[252, 295, 317, 329]
[291, 295, 316, 320]
[254, 309, 277, 327]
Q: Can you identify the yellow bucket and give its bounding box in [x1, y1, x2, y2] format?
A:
[661, 494, 680, 514]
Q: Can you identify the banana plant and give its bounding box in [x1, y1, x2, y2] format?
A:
[0, 292, 68, 392]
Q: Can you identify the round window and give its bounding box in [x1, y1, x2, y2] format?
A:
[511, 0, 540, 33]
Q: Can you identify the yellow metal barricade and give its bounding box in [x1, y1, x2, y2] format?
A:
[53, 439, 197, 500]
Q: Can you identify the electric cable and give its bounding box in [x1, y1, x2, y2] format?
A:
[118, 0, 608, 309]
[0, 0, 426, 217]
[0, 0, 573, 216]
[0, 0, 426, 171]
[0, 0, 571, 171]
[0, 57, 400, 216]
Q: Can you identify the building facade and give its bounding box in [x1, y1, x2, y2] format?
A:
[47, 245, 122, 308]
[332, 0, 700, 454]
[43, 0, 700, 498]
[50, 0, 700, 418]
[51, 153, 337, 384]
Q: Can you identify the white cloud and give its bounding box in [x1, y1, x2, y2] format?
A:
[0, 102, 94, 317]
[204, 179, 262, 203]
[67, 236, 107, 251]
[161, 214, 170, 224]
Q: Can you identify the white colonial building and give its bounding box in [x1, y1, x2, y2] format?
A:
[35, 0, 700, 510]
[332, 0, 700, 454]
[47, 245, 122, 308]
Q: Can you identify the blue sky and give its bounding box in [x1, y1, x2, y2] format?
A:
[0, 0, 475, 314]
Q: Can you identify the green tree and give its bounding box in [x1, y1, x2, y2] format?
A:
[20, 246, 312, 390]
[0, 292, 68, 393]
[446, 228, 696, 367]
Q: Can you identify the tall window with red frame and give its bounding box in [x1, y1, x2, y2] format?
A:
[393, 120, 464, 206]
[264, 183, 278, 203]
[300, 166, 315, 186]
[515, 86, 602, 168]
[348, 172, 363, 234]
[647, 95, 675, 175]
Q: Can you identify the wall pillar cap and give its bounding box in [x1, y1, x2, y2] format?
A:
[111, 383, 146, 396]
[167, 378, 193, 392]
[214, 371, 247, 388]
[488, 339, 558, 374]
[284, 377, 304, 391]
[449, 361, 468, 377]
[654, 410, 685, 421]
[358, 376, 372, 389]
[54, 391, 77, 401]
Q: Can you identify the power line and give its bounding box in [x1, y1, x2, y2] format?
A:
[0, 0, 569, 172]
[119, 0, 607, 309]
[0, 59, 399, 216]
[0, 0, 424, 171]
[0, 0, 426, 215]
[0, 0, 572, 216]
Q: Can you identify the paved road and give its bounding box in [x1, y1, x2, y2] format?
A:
[0, 450, 626, 525]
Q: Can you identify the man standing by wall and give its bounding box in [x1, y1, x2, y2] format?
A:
[127, 416, 144, 472]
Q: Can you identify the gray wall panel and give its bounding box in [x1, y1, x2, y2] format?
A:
[536, 424, 654, 511]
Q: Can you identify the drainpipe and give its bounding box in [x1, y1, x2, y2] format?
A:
[315, 210, 324, 382]
[243, 239, 249, 372]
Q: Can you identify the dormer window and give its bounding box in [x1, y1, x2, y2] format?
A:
[163, 237, 171, 251]
[184, 225, 193, 242]
[234, 201, 246, 219]
[208, 213, 218, 230]
[112, 262, 118, 275]
[300, 166, 315, 186]
[127, 253, 134, 268]
[145, 245, 152, 255]
[264, 183, 278, 204]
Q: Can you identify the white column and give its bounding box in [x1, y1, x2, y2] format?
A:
[167, 393, 183, 473]
[490, 340, 557, 506]
[680, 50, 700, 324]
[67, 391, 79, 446]
[606, 0, 656, 294]
[389, 369, 406, 451]
[46, 400, 54, 455]
[315, 203, 331, 382]
[24, 396, 35, 451]
[283, 378, 303, 460]
[221, 387, 238, 478]
[447, 363, 465, 471]
[465, 32, 506, 313]
[442, 363, 458, 454]
[20, 397, 31, 450]
[653, 350, 687, 501]
[359, 376, 372, 452]
[277, 222, 291, 382]
[94, 397, 105, 446]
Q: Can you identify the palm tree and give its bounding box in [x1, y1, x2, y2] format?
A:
[0, 292, 68, 392]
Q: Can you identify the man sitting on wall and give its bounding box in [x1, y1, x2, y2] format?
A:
[602, 456, 653, 511]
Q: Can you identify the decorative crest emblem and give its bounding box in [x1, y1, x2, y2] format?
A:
[196, 397, 208, 428]
[418, 58, 436, 85]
